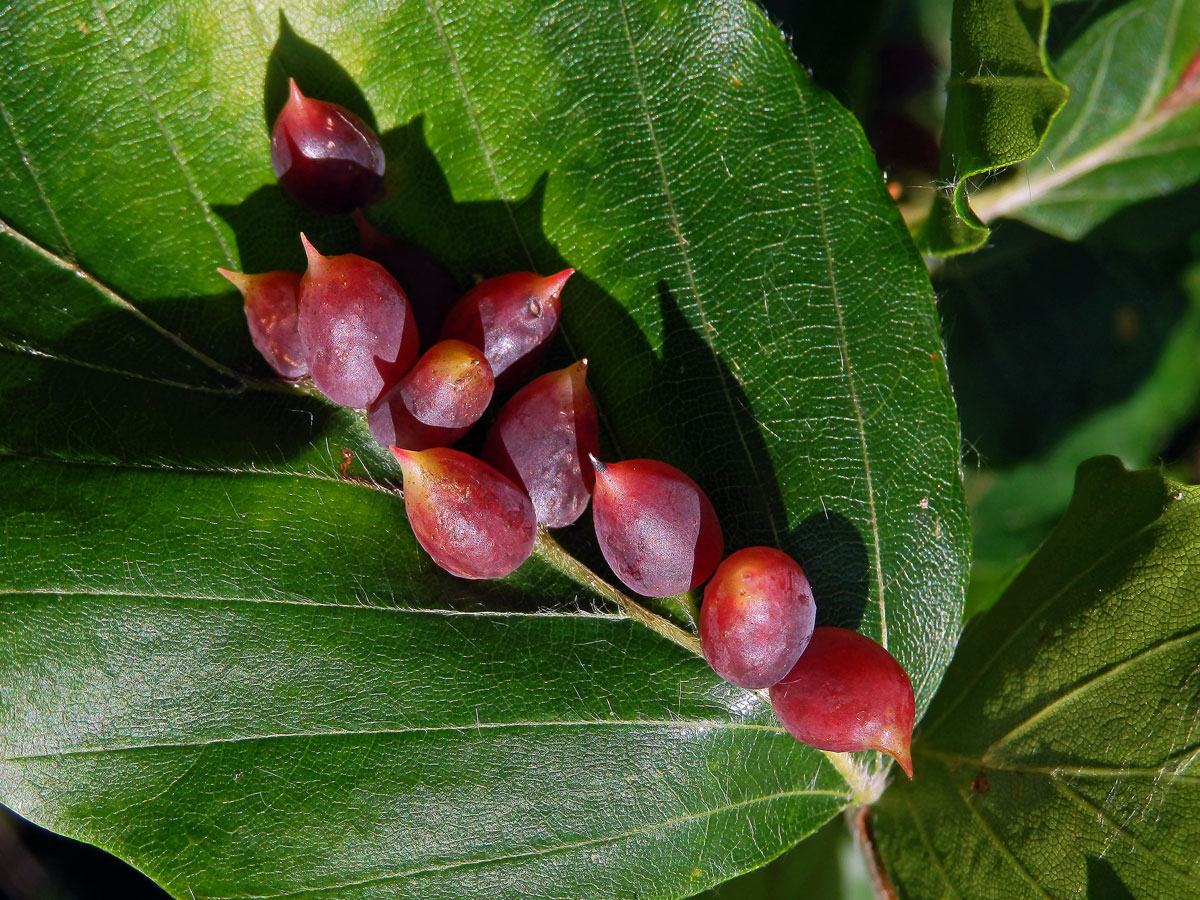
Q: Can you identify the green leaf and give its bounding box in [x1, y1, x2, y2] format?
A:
[970, 0, 1200, 240]
[0, 1, 968, 897]
[872, 456, 1200, 898]
[917, 0, 1067, 255]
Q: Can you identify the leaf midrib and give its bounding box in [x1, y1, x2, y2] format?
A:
[0, 215, 250, 388]
[0, 450, 708, 667]
[0, 586, 630, 617]
[972, 97, 1197, 223]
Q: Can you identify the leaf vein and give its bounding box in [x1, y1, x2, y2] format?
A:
[0, 214, 246, 385]
[420, 0, 610, 454]
[923, 508, 1165, 738]
[1136, 0, 1185, 118]
[1048, 775, 1194, 885]
[789, 71, 887, 648]
[0, 450, 347, 487]
[0, 586, 626, 621]
[0, 339, 241, 396]
[1040, 20, 1123, 164]
[948, 767, 1055, 899]
[972, 3, 1194, 223]
[5, 719, 790, 763]
[899, 789, 964, 900]
[0, 100, 74, 257]
[985, 622, 1200, 757]
[923, 745, 1200, 784]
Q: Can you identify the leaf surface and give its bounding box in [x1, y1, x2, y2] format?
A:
[0, 1, 968, 897]
[872, 457, 1200, 898]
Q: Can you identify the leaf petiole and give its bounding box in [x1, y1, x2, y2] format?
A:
[533, 528, 703, 656]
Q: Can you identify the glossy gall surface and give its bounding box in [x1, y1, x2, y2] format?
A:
[270, 80, 385, 215]
[297, 236, 419, 409]
[439, 269, 572, 389]
[770, 626, 915, 777]
[356, 211, 460, 348]
[391, 447, 536, 580]
[482, 359, 599, 528]
[369, 340, 494, 451]
[590, 456, 724, 598]
[699, 547, 816, 689]
[217, 268, 307, 380]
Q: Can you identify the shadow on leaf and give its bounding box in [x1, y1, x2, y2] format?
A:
[212, 20, 873, 627]
[262, 12, 378, 132]
[1086, 855, 1136, 900]
[788, 511, 869, 631]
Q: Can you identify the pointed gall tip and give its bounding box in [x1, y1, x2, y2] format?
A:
[389, 446, 413, 466]
[544, 267, 575, 298]
[299, 233, 326, 272]
[880, 736, 914, 779]
[353, 208, 374, 237]
[565, 358, 589, 391]
[287, 78, 306, 108]
[354, 209, 388, 254]
[216, 267, 251, 293]
[588, 452, 607, 474]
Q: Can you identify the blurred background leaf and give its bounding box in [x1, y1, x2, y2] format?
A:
[0, 0, 967, 898]
[695, 815, 876, 900]
[918, 0, 1067, 255]
[943, 228, 1200, 611]
[970, 0, 1200, 240]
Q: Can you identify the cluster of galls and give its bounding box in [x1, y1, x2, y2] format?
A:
[221, 81, 915, 778]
